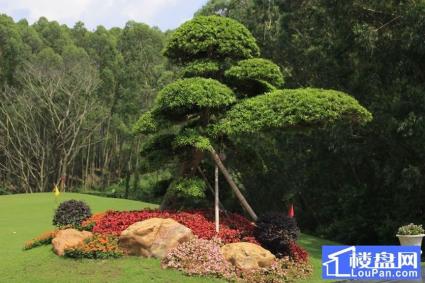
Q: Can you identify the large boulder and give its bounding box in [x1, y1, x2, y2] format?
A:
[221, 242, 275, 269]
[118, 218, 194, 258]
[52, 228, 92, 256]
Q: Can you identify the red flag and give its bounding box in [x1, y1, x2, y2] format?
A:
[288, 204, 295, 218]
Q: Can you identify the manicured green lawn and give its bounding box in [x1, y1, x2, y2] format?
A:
[0, 193, 329, 282]
[0, 193, 222, 283]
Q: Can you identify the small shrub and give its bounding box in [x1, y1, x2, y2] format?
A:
[254, 212, 300, 258]
[23, 230, 57, 250]
[64, 234, 123, 259]
[0, 187, 11, 195]
[52, 199, 92, 228]
[161, 237, 235, 280]
[397, 223, 425, 235]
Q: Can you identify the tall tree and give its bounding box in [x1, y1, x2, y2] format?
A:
[135, 15, 371, 219]
[0, 14, 27, 88]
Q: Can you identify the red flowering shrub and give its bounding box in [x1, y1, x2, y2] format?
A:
[288, 242, 309, 262]
[92, 209, 257, 244]
[81, 211, 109, 231]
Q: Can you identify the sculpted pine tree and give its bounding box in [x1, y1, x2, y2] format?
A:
[134, 16, 372, 219]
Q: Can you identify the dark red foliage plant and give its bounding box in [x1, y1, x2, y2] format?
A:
[92, 209, 258, 244]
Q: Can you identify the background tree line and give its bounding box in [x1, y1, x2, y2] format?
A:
[0, 15, 172, 198]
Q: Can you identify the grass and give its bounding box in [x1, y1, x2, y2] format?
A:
[0, 193, 330, 282]
[298, 234, 339, 283]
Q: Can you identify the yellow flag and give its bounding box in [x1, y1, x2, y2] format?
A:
[54, 186, 60, 197]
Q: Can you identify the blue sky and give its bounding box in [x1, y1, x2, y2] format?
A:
[0, 0, 209, 31]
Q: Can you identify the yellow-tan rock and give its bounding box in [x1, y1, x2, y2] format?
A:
[221, 242, 275, 269]
[118, 218, 194, 258]
[52, 228, 92, 256]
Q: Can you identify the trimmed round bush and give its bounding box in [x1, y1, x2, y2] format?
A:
[211, 88, 373, 136]
[173, 129, 212, 151]
[225, 58, 284, 88]
[156, 77, 236, 117]
[254, 212, 300, 258]
[52, 199, 92, 227]
[181, 60, 222, 78]
[164, 15, 259, 63]
[132, 111, 159, 134]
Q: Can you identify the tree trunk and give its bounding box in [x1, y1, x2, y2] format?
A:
[124, 171, 130, 199]
[209, 147, 258, 221]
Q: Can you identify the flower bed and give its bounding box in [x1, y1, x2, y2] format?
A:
[64, 234, 123, 259]
[161, 237, 312, 282]
[91, 209, 258, 244]
[24, 200, 312, 282]
[161, 237, 235, 279]
[288, 241, 309, 262]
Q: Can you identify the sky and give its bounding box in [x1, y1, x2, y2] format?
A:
[0, 0, 209, 31]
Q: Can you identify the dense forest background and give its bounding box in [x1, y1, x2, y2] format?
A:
[1, 0, 425, 245]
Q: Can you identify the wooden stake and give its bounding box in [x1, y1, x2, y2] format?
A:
[209, 148, 258, 221]
[215, 165, 219, 233]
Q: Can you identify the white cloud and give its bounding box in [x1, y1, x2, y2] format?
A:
[0, 0, 202, 30]
[2, 0, 91, 22]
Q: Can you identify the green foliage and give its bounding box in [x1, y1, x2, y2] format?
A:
[173, 129, 212, 151]
[169, 177, 206, 199]
[0, 187, 11, 195]
[23, 230, 57, 250]
[117, 21, 166, 121]
[212, 88, 372, 136]
[225, 58, 284, 88]
[132, 111, 160, 134]
[52, 200, 92, 228]
[196, 0, 281, 60]
[33, 47, 64, 70]
[164, 15, 259, 63]
[140, 133, 177, 172]
[0, 14, 28, 87]
[156, 77, 236, 116]
[397, 223, 425, 236]
[180, 60, 221, 78]
[33, 17, 73, 54]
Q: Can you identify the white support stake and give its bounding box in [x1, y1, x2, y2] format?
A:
[215, 165, 219, 233]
